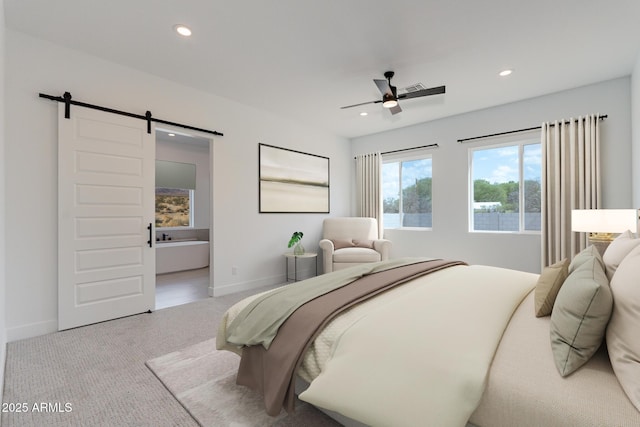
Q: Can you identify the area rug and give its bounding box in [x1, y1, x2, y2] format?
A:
[146, 338, 339, 427]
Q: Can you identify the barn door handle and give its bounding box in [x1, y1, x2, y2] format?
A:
[147, 223, 153, 248]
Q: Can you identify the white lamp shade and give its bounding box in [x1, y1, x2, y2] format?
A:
[571, 209, 639, 233]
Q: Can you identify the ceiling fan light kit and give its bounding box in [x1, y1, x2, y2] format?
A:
[382, 93, 398, 108]
[341, 70, 445, 115]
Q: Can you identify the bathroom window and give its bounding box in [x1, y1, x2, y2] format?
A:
[155, 188, 194, 228]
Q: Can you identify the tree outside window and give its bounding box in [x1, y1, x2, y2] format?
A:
[383, 157, 432, 228]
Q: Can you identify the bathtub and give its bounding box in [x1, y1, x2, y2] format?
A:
[155, 239, 210, 274]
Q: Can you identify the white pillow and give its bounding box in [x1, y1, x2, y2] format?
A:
[606, 244, 640, 412]
[603, 230, 640, 281]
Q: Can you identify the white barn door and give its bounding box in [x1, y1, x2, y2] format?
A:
[58, 104, 156, 330]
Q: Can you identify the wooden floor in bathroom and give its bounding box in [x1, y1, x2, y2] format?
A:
[155, 267, 210, 310]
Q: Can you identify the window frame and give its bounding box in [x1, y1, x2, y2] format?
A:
[468, 138, 541, 234]
[382, 151, 434, 231]
[155, 187, 195, 230]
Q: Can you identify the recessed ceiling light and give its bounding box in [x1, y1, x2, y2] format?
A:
[168, 133, 176, 137]
[174, 25, 192, 37]
[499, 69, 513, 77]
[360, 112, 368, 116]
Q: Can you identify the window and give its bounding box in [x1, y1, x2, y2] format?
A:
[382, 155, 432, 228]
[470, 140, 541, 232]
[155, 160, 196, 228]
[155, 188, 193, 228]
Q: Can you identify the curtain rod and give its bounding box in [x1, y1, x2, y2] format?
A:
[354, 143, 438, 159]
[457, 114, 607, 144]
[39, 92, 224, 137]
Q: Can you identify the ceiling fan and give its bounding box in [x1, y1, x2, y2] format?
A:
[341, 71, 445, 115]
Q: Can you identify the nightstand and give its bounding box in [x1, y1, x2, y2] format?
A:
[284, 252, 318, 282]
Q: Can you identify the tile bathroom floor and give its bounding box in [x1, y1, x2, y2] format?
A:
[155, 267, 210, 310]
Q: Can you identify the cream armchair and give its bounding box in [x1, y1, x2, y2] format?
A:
[319, 217, 391, 273]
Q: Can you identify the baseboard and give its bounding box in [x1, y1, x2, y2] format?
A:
[212, 274, 287, 297]
[285, 266, 317, 282]
[6, 319, 57, 342]
[212, 263, 321, 297]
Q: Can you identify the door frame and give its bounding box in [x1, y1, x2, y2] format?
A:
[154, 126, 215, 297]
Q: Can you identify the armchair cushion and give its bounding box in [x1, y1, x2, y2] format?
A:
[333, 247, 382, 264]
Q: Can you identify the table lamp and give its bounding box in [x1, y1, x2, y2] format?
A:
[571, 209, 639, 253]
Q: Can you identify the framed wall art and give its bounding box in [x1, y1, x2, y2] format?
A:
[259, 143, 330, 213]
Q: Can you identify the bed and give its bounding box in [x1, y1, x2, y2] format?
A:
[216, 234, 640, 427]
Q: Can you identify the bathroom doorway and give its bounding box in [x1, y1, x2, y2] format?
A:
[155, 128, 213, 309]
[155, 267, 210, 309]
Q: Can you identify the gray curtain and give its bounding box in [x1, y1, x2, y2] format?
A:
[355, 152, 383, 237]
[541, 115, 601, 267]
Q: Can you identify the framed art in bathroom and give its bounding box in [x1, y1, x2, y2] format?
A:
[258, 143, 330, 213]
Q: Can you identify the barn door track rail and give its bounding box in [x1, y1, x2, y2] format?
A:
[39, 91, 223, 137]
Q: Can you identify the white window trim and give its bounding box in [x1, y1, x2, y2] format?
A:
[468, 138, 541, 234]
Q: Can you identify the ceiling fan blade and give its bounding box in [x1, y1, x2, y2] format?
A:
[374, 79, 392, 95]
[397, 85, 446, 100]
[389, 104, 402, 115]
[340, 99, 380, 109]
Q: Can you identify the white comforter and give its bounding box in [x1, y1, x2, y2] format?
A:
[299, 265, 536, 426]
[218, 264, 537, 426]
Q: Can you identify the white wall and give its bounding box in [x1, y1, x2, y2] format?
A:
[352, 77, 633, 274]
[156, 137, 210, 231]
[4, 30, 351, 341]
[632, 54, 640, 207]
[0, 0, 7, 402]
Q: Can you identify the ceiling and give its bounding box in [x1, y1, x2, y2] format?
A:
[5, 0, 640, 139]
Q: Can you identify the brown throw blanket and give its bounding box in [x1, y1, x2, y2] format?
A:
[236, 259, 467, 416]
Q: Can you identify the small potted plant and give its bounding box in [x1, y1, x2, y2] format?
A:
[288, 231, 305, 255]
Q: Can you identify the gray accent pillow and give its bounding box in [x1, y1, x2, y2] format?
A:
[550, 254, 612, 376]
[568, 244, 604, 274]
[534, 258, 569, 317]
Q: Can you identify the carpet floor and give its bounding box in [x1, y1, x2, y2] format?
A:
[146, 338, 338, 426]
[1, 284, 337, 427]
